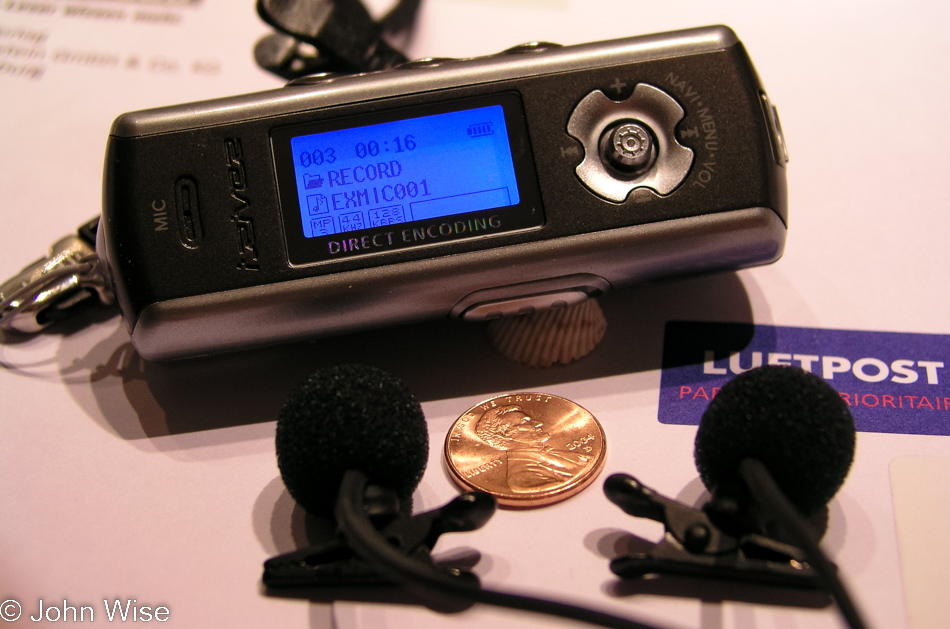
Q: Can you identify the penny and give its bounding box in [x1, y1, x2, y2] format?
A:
[444, 393, 607, 508]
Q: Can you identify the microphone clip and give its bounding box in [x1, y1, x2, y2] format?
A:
[263, 484, 495, 588]
[604, 473, 823, 589]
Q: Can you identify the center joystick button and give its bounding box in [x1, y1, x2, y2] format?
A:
[601, 121, 656, 175]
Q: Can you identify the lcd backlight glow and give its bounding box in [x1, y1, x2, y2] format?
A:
[289, 105, 521, 239]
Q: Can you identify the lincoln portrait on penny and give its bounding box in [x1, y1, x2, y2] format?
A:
[474, 405, 591, 493]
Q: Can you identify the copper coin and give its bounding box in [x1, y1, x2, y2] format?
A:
[444, 393, 607, 508]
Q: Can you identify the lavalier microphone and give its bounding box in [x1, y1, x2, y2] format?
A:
[606, 365, 867, 629]
[266, 363, 665, 629]
[275, 363, 429, 517]
[266, 363, 494, 589]
[694, 364, 856, 518]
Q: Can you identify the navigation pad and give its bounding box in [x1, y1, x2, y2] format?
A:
[567, 83, 693, 203]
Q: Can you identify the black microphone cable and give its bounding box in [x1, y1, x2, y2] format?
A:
[739, 459, 868, 629]
[335, 467, 666, 629]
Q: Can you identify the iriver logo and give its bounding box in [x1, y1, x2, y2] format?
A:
[224, 138, 260, 270]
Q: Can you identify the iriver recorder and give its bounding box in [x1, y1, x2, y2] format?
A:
[99, 25, 788, 361]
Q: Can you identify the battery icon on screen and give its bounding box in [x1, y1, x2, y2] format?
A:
[467, 122, 494, 137]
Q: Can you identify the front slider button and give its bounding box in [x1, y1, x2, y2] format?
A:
[459, 289, 590, 322]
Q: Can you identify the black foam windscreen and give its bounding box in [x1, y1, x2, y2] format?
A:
[694, 365, 856, 516]
[276, 363, 429, 516]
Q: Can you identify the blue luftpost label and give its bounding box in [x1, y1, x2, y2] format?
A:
[659, 321, 950, 436]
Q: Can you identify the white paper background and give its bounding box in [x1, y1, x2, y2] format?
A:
[2, 1, 949, 628]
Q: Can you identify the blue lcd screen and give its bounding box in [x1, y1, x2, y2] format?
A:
[290, 105, 521, 239]
[273, 93, 543, 265]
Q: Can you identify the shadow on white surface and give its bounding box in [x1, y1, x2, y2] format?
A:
[20, 271, 762, 443]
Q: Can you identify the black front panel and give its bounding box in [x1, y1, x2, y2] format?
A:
[101, 42, 782, 324]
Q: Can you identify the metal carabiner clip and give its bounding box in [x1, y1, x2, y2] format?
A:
[0, 217, 114, 334]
